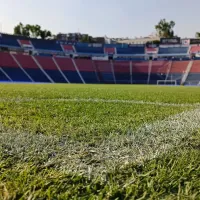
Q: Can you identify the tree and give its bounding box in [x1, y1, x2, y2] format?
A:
[80, 34, 93, 43]
[14, 23, 52, 39]
[195, 32, 200, 38]
[14, 22, 30, 37]
[40, 30, 52, 39]
[146, 40, 160, 45]
[155, 19, 175, 38]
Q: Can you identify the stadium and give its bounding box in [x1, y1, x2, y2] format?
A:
[1, 2, 200, 199]
[0, 34, 200, 85]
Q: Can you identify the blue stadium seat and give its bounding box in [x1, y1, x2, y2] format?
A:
[24, 69, 50, 82]
[31, 39, 62, 51]
[117, 47, 145, 54]
[79, 72, 99, 83]
[75, 45, 104, 54]
[132, 73, 148, 84]
[1, 67, 31, 82]
[0, 34, 21, 47]
[149, 74, 166, 84]
[115, 73, 130, 84]
[158, 47, 188, 54]
[186, 73, 200, 82]
[98, 72, 115, 83]
[0, 69, 10, 81]
[44, 70, 67, 83]
[62, 71, 82, 83]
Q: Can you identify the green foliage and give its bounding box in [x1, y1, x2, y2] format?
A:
[146, 40, 160, 45]
[195, 32, 200, 38]
[155, 19, 175, 38]
[13, 23, 52, 39]
[80, 35, 94, 43]
[0, 84, 200, 199]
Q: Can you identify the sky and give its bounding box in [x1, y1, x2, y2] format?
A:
[0, 0, 200, 38]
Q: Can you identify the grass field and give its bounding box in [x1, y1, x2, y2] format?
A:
[0, 84, 200, 199]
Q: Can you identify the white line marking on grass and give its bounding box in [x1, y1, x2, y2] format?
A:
[1, 108, 200, 177]
[0, 97, 199, 107]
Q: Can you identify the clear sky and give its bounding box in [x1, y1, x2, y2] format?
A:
[0, 0, 199, 38]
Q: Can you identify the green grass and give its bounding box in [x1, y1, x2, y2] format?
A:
[0, 84, 200, 199]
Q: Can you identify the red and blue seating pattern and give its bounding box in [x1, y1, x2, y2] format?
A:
[94, 61, 115, 83]
[0, 33, 200, 85]
[186, 61, 200, 84]
[1, 51, 198, 85]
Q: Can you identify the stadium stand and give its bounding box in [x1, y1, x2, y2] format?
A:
[114, 61, 130, 84]
[75, 43, 104, 54]
[35, 56, 66, 83]
[0, 34, 22, 47]
[61, 44, 75, 53]
[190, 45, 200, 53]
[132, 61, 149, 84]
[31, 39, 62, 52]
[75, 59, 99, 83]
[116, 46, 145, 55]
[104, 47, 115, 54]
[185, 61, 200, 85]
[94, 60, 115, 83]
[166, 61, 189, 84]
[13, 54, 50, 82]
[0, 52, 31, 82]
[2, 33, 200, 85]
[149, 61, 169, 84]
[158, 47, 188, 54]
[54, 57, 82, 83]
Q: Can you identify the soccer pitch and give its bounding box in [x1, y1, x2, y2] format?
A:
[0, 84, 200, 199]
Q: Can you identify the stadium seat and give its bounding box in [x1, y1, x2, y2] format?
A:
[132, 61, 149, 84]
[117, 47, 145, 55]
[158, 47, 188, 54]
[75, 46, 104, 54]
[186, 61, 200, 84]
[54, 57, 82, 83]
[149, 61, 170, 84]
[94, 60, 115, 83]
[166, 61, 189, 84]
[113, 61, 130, 84]
[75, 59, 98, 83]
[18, 40, 34, 49]
[104, 47, 115, 54]
[14, 54, 50, 82]
[31, 39, 62, 52]
[190, 46, 200, 53]
[35, 56, 67, 83]
[146, 47, 158, 54]
[61, 44, 74, 53]
[0, 34, 21, 47]
[0, 68, 10, 81]
[0, 52, 31, 82]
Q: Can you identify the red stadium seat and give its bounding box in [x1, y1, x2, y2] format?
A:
[132, 61, 149, 73]
[14, 54, 39, 69]
[18, 40, 33, 49]
[151, 61, 170, 74]
[54, 57, 75, 71]
[61, 44, 74, 53]
[105, 47, 115, 54]
[189, 61, 200, 73]
[0, 52, 18, 67]
[75, 59, 95, 72]
[35, 56, 58, 70]
[190, 46, 200, 53]
[170, 61, 189, 73]
[146, 47, 158, 54]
